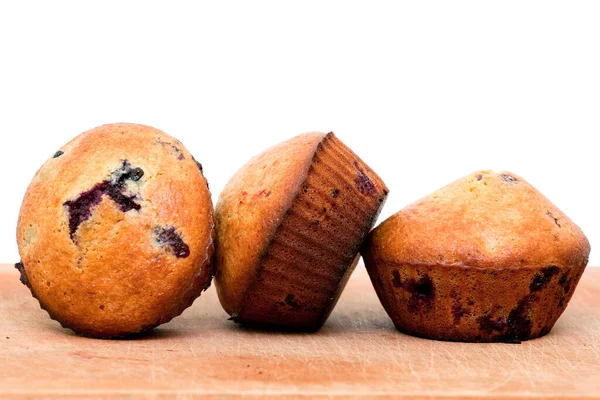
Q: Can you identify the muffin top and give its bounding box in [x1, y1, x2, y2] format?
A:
[365, 170, 590, 269]
[215, 132, 326, 315]
[16, 123, 214, 336]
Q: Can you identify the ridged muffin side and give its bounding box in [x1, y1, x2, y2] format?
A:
[216, 132, 388, 330]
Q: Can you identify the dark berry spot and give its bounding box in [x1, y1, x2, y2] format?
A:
[331, 188, 340, 198]
[154, 226, 190, 258]
[559, 273, 571, 293]
[113, 161, 144, 183]
[125, 167, 144, 182]
[559, 274, 567, 286]
[64, 182, 110, 238]
[108, 188, 139, 211]
[452, 299, 467, 323]
[476, 174, 483, 181]
[99, 305, 105, 310]
[501, 295, 535, 343]
[500, 173, 518, 183]
[14, 261, 29, 286]
[255, 189, 271, 198]
[401, 274, 435, 312]
[353, 161, 375, 196]
[477, 293, 536, 343]
[63, 161, 143, 240]
[285, 294, 299, 308]
[546, 211, 561, 228]
[53, 150, 64, 158]
[477, 313, 507, 334]
[392, 270, 402, 288]
[192, 156, 203, 173]
[156, 139, 183, 159]
[530, 266, 559, 292]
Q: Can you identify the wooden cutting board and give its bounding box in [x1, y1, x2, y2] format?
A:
[1, 263, 598, 399]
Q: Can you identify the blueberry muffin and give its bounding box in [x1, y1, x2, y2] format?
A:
[215, 132, 388, 330]
[362, 170, 590, 342]
[16, 123, 215, 338]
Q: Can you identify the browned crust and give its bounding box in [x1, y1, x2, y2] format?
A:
[363, 259, 587, 342]
[365, 171, 590, 270]
[16, 123, 215, 338]
[231, 132, 388, 330]
[215, 133, 326, 315]
[362, 170, 590, 342]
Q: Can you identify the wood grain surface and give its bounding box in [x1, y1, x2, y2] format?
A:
[1, 263, 598, 399]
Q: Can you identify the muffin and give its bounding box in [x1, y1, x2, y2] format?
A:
[362, 170, 590, 343]
[215, 132, 388, 330]
[16, 123, 215, 338]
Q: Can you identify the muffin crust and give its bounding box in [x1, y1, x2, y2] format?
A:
[216, 132, 388, 329]
[16, 123, 215, 337]
[362, 170, 590, 342]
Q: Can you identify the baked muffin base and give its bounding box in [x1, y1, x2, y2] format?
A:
[366, 260, 588, 342]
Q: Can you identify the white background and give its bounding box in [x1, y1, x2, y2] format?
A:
[1, 2, 597, 265]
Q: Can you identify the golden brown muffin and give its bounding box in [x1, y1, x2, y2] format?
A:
[362, 170, 590, 343]
[16, 123, 215, 338]
[215, 132, 388, 330]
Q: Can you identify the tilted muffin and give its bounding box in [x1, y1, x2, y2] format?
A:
[215, 132, 388, 330]
[362, 170, 590, 343]
[16, 123, 214, 338]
